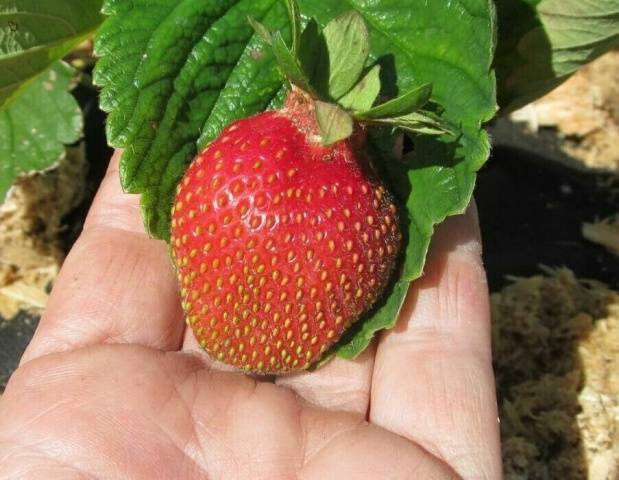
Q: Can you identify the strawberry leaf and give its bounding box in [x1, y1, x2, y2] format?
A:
[355, 83, 432, 119]
[95, 0, 497, 361]
[298, 19, 327, 91]
[270, 30, 316, 94]
[495, 0, 619, 112]
[319, 10, 370, 100]
[248, 17, 315, 94]
[0, 62, 83, 201]
[271, 32, 316, 94]
[0, 0, 104, 109]
[372, 111, 455, 137]
[338, 64, 381, 111]
[315, 101, 354, 145]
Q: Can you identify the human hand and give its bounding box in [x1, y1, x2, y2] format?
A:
[0, 151, 502, 479]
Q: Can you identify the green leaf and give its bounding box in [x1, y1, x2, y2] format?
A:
[270, 31, 315, 94]
[95, 0, 497, 360]
[0, 0, 104, 109]
[355, 83, 432, 119]
[320, 10, 370, 100]
[297, 19, 328, 94]
[0, 62, 83, 200]
[315, 101, 354, 145]
[495, 0, 619, 111]
[248, 16, 273, 43]
[248, 16, 315, 93]
[372, 111, 455, 136]
[402, 135, 478, 280]
[338, 64, 381, 111]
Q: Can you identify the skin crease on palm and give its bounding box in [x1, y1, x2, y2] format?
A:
[0, 151, 502, 479]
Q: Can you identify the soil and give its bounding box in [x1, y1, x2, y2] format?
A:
[494, 269, 619, 480]
[485, 51, 619, 478]
[0, 145, 86, 319]
[477, 146, 619, 291]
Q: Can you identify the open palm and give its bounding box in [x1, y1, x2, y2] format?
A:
[0, 152, 501, 479]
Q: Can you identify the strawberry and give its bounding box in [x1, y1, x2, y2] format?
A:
[171, 89, 401, 373]
[170, 3, 450, 373]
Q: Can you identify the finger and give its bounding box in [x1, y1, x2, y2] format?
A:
[370, 203, 502, 479]
[275, 344, 375, 415]
[22, 151, 185, 364]
[300, 419, 459, 480]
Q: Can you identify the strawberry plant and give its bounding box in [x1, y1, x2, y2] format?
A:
[168, 8, 464, 372]
[93, 0, 498, 366]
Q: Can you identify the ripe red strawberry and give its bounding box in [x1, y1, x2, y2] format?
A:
[171, 90, 401, 373]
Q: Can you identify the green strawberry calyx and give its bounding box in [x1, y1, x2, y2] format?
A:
[249, 0, 454, 146]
